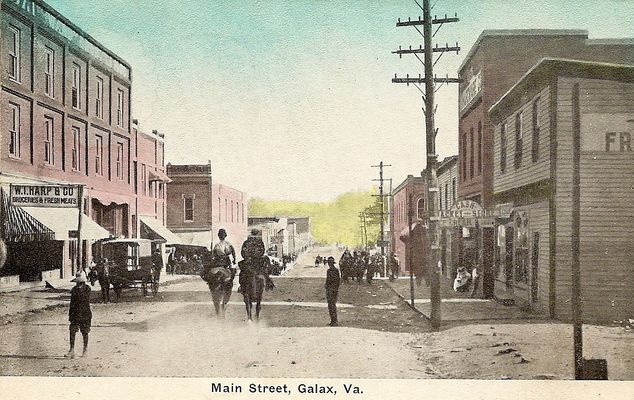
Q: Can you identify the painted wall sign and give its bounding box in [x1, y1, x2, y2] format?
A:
[580, 113, 634, 152]
[9, 184, 80, 208]
[459, 69, 483, 114]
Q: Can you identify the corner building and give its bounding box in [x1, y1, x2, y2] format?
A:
[1, 0, 134, 286]
[489, 59, 634, 323]
[457, 29, 634, 303]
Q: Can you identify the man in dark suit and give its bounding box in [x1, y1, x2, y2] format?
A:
[325, 256, 341, 326]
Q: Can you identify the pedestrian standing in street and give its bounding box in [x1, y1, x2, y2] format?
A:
[66, 271, 92, 359]
[325, 256, 341, 326]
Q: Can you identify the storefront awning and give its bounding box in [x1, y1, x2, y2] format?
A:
[21, 207, 111, 241]
[175, 231, 212, 250]
[139, 216, 184, 245]
[1, 188, 55, 242]
[148, 169, 171, 183]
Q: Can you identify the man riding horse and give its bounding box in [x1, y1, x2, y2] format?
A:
[201, 229, 236, 318]
[239, 228, 275, 293]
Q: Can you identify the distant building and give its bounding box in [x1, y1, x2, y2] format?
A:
[247, 216, 311, 259]
[166, 162, 248, 251]
[390, 175, 427, 278]
[489, 59, 634, 322]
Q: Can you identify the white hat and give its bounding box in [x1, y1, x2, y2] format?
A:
[71, 271, 87, 283]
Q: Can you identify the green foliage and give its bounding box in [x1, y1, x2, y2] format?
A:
[248, 189, 377, 247]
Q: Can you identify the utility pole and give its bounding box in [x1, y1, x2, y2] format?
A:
[358, 211, 369, 251]
[372, 161, 392, 276]
[392, 0, 460, 330]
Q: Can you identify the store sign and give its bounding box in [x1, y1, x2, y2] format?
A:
[494, 203, 513, 218]
[459, 70, 482, 113]
[9, 184, 80, 208]
[580, 113, 633, 152]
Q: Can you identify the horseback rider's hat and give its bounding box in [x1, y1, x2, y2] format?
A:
[327, 256, 335, 263]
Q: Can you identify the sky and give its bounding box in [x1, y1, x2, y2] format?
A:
[46, 0, 634, 202]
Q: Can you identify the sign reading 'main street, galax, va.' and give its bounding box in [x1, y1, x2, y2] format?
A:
[9, 184, 80, 208]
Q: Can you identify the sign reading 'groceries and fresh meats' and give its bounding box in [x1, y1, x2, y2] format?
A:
[9, 184, 80, 208]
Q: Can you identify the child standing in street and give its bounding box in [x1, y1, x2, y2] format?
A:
[66, 271, 92, 358]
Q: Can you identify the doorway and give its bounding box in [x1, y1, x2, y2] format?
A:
[531, 232, 540, 303]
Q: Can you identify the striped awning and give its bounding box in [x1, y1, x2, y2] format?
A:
[0, 187, 55, 242]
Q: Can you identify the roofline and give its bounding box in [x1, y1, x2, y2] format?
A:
[437, 155, 459, 172]
[33, 0, 132, 73]
[585, 38, 634, 45]
[489, 58, 634, 117]
[393, 175, 425, 194]
[459, 29, 588, 73]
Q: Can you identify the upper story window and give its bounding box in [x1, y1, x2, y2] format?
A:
[7, 26, 20, 82]
[8, 103, 21, 158]
[532, 98, 540, 162]
[444, 183, 449, 210]
[461, 132, 467, 181]
[71, 126, 80, 171]
[452, 178, 456, 201]
[141, 164, 147, 194]
[184, 197, 194, 222]
[515, 111, 523, 169]
[95, 77, 104, 119]
[95, 135, 103, 175]
[72, 64, 81, 110]
[500, 122, 507, 173]
[116, 142, 124, 180]
[439, 187, 443, 210]
[44, 117, 54, 165]
[225, 199, 228, 222]
[469, 127, 474, 179]
[44, 47, 55, 98]
[417, 198, 425, 220]
[477, 121, 483, 175]
[116, 89, 124, 128]
[218, 198, 221, 221]
[231, 201, 234, 223]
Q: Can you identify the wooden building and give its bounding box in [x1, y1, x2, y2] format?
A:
[489, 58, 634, 322]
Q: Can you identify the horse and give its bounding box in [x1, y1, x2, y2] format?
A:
[202, 266, 234, 318]
[238, 257, 268, 322]
[88, 264, 111, 303]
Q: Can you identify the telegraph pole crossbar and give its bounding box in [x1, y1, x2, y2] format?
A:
[392, 0, 460, 331]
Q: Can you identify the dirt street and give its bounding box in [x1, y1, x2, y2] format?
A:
[0, 247, 632, 379]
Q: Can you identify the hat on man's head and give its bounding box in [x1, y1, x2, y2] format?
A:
[218, 228, 227, 236]
[71, 271, 87, 283]
[250, 228, 261, 236]
[327, 256, 335, 263]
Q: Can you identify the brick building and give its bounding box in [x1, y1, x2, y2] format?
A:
[457, 29, 634, 300]
[166, 162, 248, 252]
[489, 59, 634, 322]
[0, 0, 134, 285]
[436, 155, 458, 278]
[390, 175, 427, 278]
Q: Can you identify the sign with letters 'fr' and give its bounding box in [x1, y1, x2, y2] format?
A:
[9, 184, 80, 208]
[580, 114, 633, 152]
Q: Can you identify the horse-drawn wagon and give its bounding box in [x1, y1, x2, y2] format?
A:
[90, 238, 160, 300]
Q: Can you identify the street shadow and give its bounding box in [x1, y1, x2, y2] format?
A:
[0, 354, 67, 360]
